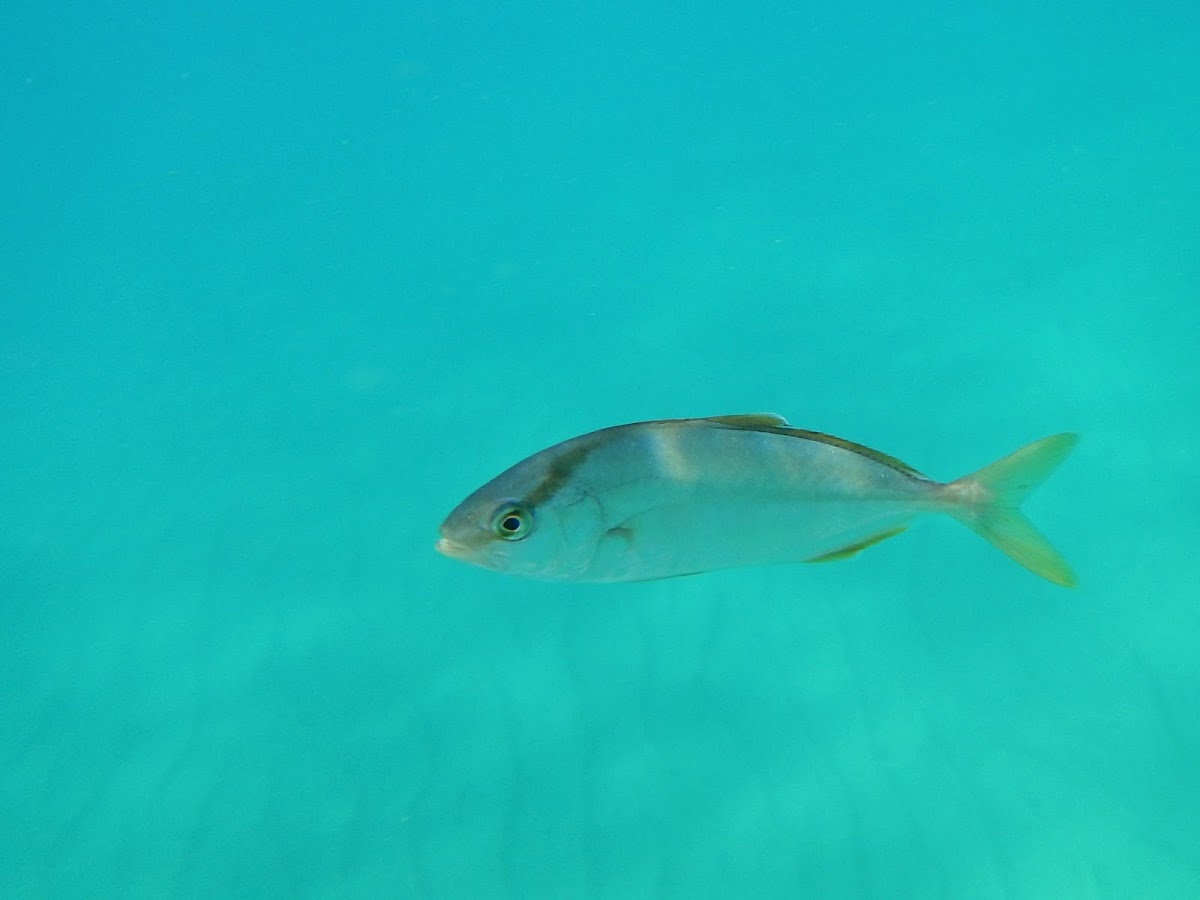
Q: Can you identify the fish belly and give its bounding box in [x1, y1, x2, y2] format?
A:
[581, 494, 923, 581]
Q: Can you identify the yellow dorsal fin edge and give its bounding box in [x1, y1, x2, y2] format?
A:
[703, 413, 791, 428]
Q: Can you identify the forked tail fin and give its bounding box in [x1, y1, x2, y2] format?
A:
[943, 433, 1079, 587]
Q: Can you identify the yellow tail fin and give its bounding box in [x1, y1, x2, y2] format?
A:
[944, 433, 1079, 587]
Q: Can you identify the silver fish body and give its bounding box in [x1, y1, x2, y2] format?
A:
[436, 414, 1078, 586]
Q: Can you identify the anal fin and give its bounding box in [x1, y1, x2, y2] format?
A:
[806, 526, 907, 563]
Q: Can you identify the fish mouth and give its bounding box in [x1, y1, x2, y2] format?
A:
[435, 536, 468, 559]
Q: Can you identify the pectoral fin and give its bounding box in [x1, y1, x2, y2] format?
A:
[806, 526, 907, 563]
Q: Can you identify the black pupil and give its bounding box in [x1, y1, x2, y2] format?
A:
[501, 515, 522, 533]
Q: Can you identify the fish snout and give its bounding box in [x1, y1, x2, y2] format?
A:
[435, 536, 467, 559]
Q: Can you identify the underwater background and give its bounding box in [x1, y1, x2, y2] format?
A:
[2, 0, 1198, 897]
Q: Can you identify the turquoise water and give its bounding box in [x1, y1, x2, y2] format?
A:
[3, 1, 1198, 897]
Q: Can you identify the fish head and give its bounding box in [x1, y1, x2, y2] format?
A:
[436, 443, 605, 580]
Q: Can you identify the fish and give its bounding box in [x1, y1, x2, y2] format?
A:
[436, 414, 1078, 586]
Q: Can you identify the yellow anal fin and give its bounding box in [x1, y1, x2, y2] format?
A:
[806, 526, 907, 563]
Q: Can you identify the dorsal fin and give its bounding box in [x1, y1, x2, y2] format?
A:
[702, 413, 791, 428]
[701, 415, 925, 477]
[781, 429, 925, 477]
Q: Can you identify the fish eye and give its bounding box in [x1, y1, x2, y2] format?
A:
[491, 504, 533, 541]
